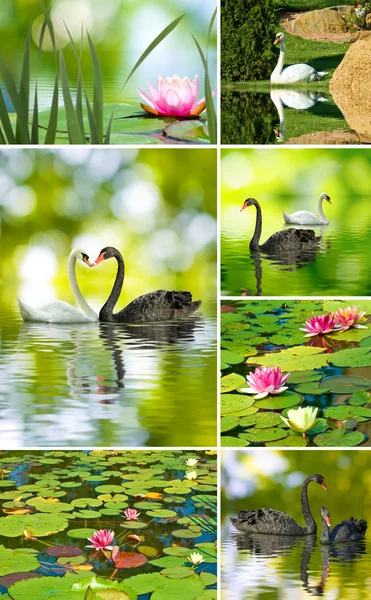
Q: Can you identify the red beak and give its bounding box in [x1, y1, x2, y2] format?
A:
[325, 515, 331, 527]
[93, 253, 105, 266]
[240, 204, 247, 212]
[321, 482, 327, 491]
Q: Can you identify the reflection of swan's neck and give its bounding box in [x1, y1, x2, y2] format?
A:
[68, 251, 96, 319]
[317, 196, 328, 221]
[272, 41, 285, 78]
[320, 515, 331, 544]
[270, 90, 286, 141]
[301, 476, 316, 533]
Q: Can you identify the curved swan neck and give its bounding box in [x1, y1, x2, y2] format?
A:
[272, 38, 286, 79]
[320, 516, 330, 544]
[250, 200, 262, 251]
[68, 251, 96, 319]
[99, 250, 125, 321]
[301, 476, 317, 533]
[317, 195, 327, 220]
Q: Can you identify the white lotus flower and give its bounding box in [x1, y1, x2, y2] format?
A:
[187, 552, 204, 565]
[280, 406, 319, 437]
[185, 458, 199, 467]
[185, 471, 198, 480]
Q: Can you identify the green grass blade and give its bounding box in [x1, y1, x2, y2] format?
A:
[0, 124, 6, 145]
[0, 88, 16, 143]
[208, 7, 217, 43]
[44, 75, 58, 144]
[192, 35, 217, 144]
[76, 72, 84, 135]
[104, 108, 115, 144]
[37, 11, 49, 62]
[83, 89, 100, 144]
[87, 31, 103, 143]
[31, 83, 39, 144]
[39, 0, 56, 55]
[0, 55, 29, 143]
[122, 13, 185, 91]
[59, 51, 85, 144]
[16, 26, 31, 142]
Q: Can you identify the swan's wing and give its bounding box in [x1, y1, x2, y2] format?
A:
[18, 299, 97, 323]
[281, 64, 318, 83]
[284, 211, 321, 225]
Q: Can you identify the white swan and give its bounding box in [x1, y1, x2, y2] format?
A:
[283, 193, 332, 225]
[270, 89, 328, 141]
[271, 32, 328, 84]
[18, 249, 98, 323]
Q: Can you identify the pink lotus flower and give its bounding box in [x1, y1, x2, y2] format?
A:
[333, 306, 367, 331]
[137, 75, 214, 118]
[300, 314, 337, 337]
[86, 529, 115, 550]
[124, 508, 141, 521]
[244, 366, 290, 399]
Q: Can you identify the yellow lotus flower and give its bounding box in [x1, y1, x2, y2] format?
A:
[280, 406, 319, 438]
[187, 552, 204, 565]
[185, 458, 199, 467]
[185, 471, 197, 480]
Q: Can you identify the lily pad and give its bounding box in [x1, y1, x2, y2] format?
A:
[221, 437, 249, 447]
[254, 391, 302, 410]
[239, 428, 288, 443]
[239, 412, 283, 429]
[0, 513, 69, 538]
[0, 547, 40, 576]
[171, 529, 203, 539]
[221, 395, 255, 415]
[313, 429, 366, 447]
[220, 373, 246, 393]
[349, 391, 371, 406]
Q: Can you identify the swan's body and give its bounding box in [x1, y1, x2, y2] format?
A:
[18, 249, 98, 324]
[271, 33, 328, 84]
[231, 474, 326, 536]
[241, 198, 321, 252]
[283, 193, 331, 226]
[94, 247, 201, 323]
[320, 506, 367, 545]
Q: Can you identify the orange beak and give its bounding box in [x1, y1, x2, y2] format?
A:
[325, 515, 331, 527]
[93, 253, 105, 266]
[273, 37, 279, 45]
[321, 482, 327, 491]
[82, 256, 92, 267]
[240, 203, 247, 212]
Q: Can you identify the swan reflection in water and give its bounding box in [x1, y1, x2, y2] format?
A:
[270, 89, 328, 143]
[232, 531, 367, 597]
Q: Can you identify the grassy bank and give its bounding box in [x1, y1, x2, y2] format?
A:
[274, 0, 353, 10]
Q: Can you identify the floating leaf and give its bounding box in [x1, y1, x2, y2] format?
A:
[221, 437, 249, 447]
[0, 546, 39, 576]
[349, 391, 371, 406]
[221, 395, 255, 416]
[112, 551, 147, 569]
[313, 430, 365, 447]
[220, 374, 246, 393]
[220, 350, 244, 365]
[266, 434, 309, 447]
[239, 428, 288, 444]
[171, 529, 203, 539]
[254, 391, 302, 410]
[239, 413, 283, 429]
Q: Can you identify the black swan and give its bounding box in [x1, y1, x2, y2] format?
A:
[241, 198, 321, 253]
[320, 505, 367, 544]
[230, 474, 326, 536]
[93, 247, 201, 323]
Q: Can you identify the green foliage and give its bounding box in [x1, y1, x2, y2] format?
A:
[221, 90, 276, 144]
[221, 0, 277, 82]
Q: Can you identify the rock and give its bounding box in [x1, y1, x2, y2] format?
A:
[330, 34, 371, 141]
[293, 6, 351, 34]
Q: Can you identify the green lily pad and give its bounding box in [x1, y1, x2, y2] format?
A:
[266, 434, 309, 447]
[159, 566, 195, 579]
[294, 383, 330, 395]
[121, 522, 148, 529]
[246, 345, 328, 371]
[349, 391, 371, 406]
[0, 513, 69, 538]
[220, 350, 244, 365]
[67, 528, 97, 539]
[221, 373, 246, 393]
[171, 529, 203, 539]
[287, 371, 322, 384]
[146, 510, 177, 518]
[239, 428, 288, 443]
[0, 546, 40, 576]
[320, 376, 371, 395]
[221, 394, 255, 415]
[254, 391, 302, 410]
[323, 406, 371, 420]
[239, 412, 283, 429]
[313, 430, 366, 447]
[221, 416, 239, 433]
[329, 348, 371, 368]
[221, 437, 249, 447]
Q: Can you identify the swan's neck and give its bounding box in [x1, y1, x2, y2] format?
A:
[99, 253, 125, 321]
[272, 41, 285, 79]
[301, 476, 317, 533]
[68, 253, 96, 319]
[317, 196, 327, 221]
[320, 518, 330, 544]
[250, 201, 262, 251]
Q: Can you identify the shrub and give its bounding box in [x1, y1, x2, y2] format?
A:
[342, 2, 371, 31]
[221, 0, 278, 82]
[221, 90, 276, 144]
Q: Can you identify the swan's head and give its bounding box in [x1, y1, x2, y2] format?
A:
[313, 474, 327, 490]
[321, 506, 331, 527]
[72, 248, 92, 267]
[320, 193, 331, 204]
[93, 246, 117, 266]
[274, 32, 285, 46]
[240, 198, 256, 212]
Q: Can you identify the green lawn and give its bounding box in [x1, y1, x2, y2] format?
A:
[274, 0, 353, 11]
[282, 31, 350, 79]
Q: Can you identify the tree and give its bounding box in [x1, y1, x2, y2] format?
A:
[221, 0, 278, 82]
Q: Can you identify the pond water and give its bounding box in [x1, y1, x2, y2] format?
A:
[0, 450, 217, 599]
[221, 204, 371, 297]
[222, 519, 371, 600]
[221, 300, 371, 447]
[0, 300, 217, 448]
[221, 87, 358, 145]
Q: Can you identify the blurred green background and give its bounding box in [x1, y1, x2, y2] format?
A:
[1, 148, 217, 307]
[0, 0, 217, 108]
[221, 148, 371, 296]
[222, 449, 371, 600]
